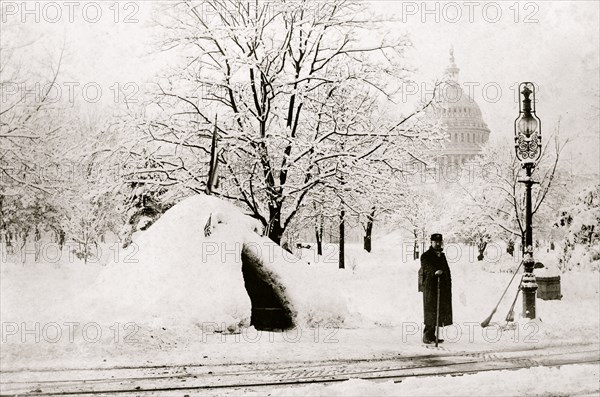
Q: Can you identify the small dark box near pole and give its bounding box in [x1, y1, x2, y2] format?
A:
[536, 275, 562, 300]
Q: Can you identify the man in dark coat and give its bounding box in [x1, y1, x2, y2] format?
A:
[419, 233, 453, 344]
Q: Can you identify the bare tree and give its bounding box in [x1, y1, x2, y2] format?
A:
[136, 0, 448, 244]
[0, 22, 73, 256]
[457, 123, 569, 250]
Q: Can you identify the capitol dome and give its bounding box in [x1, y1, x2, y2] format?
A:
[432, 49, 491, 165]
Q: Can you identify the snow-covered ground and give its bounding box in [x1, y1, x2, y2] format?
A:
[250, 364, 600, 397]
[1, 195, 599, 395]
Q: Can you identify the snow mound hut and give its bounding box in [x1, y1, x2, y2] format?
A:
[92, 195, 349, 331]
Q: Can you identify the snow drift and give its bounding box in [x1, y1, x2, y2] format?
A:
[89, 195, 349, 331]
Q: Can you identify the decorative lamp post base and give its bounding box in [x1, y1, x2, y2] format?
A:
[521, 272, 538, 319]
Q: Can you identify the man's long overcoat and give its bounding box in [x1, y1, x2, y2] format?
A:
[419, 247, 453, 326]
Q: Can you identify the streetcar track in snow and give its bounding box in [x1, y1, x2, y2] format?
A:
[1, 340, 593, 376]
[1, 344, 597, 396]
[1, 341, 594, 386]
[1, 357, 597, 397]
[1, 343, 596, 386]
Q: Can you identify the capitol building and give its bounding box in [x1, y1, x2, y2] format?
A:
[432, 49, 491, 165]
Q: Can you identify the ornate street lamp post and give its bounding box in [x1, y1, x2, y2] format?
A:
[514, 82, 542, 319]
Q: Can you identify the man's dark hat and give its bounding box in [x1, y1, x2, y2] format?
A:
[431, 233, 443, 242]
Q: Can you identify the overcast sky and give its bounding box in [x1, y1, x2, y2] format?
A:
[3, 1, 598, 175]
